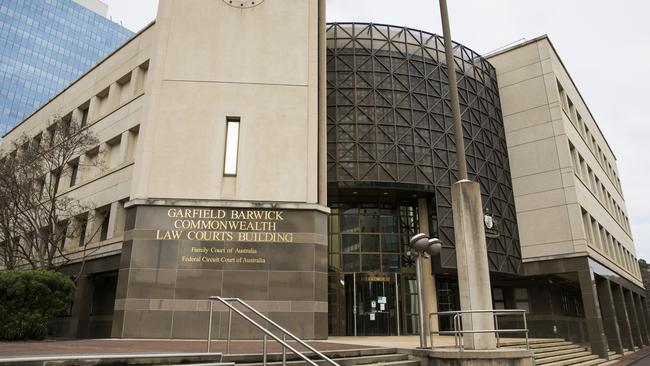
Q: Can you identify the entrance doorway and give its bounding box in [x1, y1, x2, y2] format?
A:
[348, 273, 397, 336]
[327, 199, 432, 336]
[329, 272, 421, 336]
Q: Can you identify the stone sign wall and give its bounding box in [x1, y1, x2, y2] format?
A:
[111, 205, 328, 339]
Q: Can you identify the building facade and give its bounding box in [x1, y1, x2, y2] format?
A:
[487, 37, 648, 357]
[0, 0, 647, 359]
[0, 0, 132, 136]
[325, 23, 521, 336]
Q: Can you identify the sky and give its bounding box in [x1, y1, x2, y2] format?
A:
[104, 0, 650, 260]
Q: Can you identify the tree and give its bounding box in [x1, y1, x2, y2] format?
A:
[0, 114, 102, 272]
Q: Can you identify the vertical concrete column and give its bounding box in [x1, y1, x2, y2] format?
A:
[77, 154, 87, 184]
[596, 278, 624, 354]
[451, 180, 496, 350]
[99, 142, 110, 173]
[317, 0, 327, 206]
[633, 294, 650, 345]
[640, 296, 650, 338]
[107, 82, 120, 109]
[597, 278, 623, 352]
[86, 210, 101, 244]
[624, 289, 644, 347]
[124, 68, 140, 100]
[613, 284, 635, 351]
[71, 108, 83, 127]
[117, 131, 130, 165]
[577, 269, 608, 358]
[62, 220, 74, 250]
[88, 95, 100, 123]
[418, 198, 439, 334]
[69, 275, 93, 338]
[105, 202, 120, 240]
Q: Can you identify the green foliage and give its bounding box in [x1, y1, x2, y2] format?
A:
[0, 270, 75, 340]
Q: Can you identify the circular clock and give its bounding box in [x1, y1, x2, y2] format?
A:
[223, 0, 265, 8]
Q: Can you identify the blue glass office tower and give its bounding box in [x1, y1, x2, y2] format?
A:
[0, 0, 132, 136]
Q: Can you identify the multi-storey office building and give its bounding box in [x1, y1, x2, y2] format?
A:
[0, 0, 132, 135]
[487, 36, 648, 357]
[0, 0, 647, 360]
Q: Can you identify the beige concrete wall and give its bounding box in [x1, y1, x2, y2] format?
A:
[488, 37, 642, 287]
[130, 0, 321, 205]
[0, 24, 155, 263]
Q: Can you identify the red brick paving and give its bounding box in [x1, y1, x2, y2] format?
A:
[0, 339, 371, 358]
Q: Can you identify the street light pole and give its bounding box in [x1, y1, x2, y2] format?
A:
[437, 0, 497, 350]
[410, 234, 442, 348]
[439, 0, 468, 181]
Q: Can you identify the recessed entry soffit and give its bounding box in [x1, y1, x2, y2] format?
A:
[223, 0, 265, 8]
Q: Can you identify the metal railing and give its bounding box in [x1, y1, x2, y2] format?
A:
[429, 309, 529, 351]
[207, 296, 340, 366]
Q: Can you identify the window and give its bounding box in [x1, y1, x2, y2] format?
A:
[51, 168, 61, 193]
[99, 208, 110, 242]
[569, 142, 580, 176]
[492, 288, 505, 310]
[69, 159, 79, 187]
[557, 80, 567, 110]
[514, 288, 530, 312]
[567, 98, 576, 122]
[78, 215, 88, 247]
[57, 221, 68, 249]
[61, 113, 72, 136]
[80, 105, 89, 127]
[105, 135, 122, 169]
[581, 209, 592, 244]
[126, 126, 139, 161]
[223, 117, 240, 176]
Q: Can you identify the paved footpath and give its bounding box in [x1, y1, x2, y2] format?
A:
[0, 339, 370, 358]
[613, 347, 650, 365]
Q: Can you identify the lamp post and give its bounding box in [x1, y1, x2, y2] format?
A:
[409, 233, 442, 348]
[437, 0, 497, 350]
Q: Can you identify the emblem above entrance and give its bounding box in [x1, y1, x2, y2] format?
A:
[222, 0, 265, 8]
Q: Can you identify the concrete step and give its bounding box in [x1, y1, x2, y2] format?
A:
[223, 348, 396, 364]
[502, 339, 565, 347]
[543, 354, 600, 366]
[534, 345, 585, 355]
[534, 347, 587, 359]
[358, 360, 420, 366]
[537, 351, 593, 364]
[238, 353, 410, 366]
[531, 341, 575, 349]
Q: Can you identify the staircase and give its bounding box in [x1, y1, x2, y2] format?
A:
[506, 339, 624, 366]
[224, 347, 417, 366]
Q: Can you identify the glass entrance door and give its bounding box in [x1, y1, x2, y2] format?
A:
[356, 273, 396, 335]
[342, 273, 399, 336]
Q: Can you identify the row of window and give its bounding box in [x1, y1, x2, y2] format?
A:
[581, 207, 639, 277]
[1, 59, 151, 205]
[63, 127, 139, 191]
[1, 198, 129, 257]
[557, 80, 622, 194]
[569, 142, 631, 234]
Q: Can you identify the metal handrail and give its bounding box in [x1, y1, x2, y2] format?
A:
[207, 296, 340, 366]
[429, 309, 529, 352]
